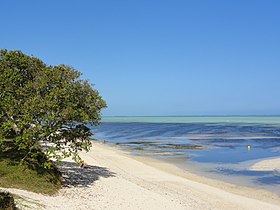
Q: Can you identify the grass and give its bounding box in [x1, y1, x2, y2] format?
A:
[0, 158, 61, 195]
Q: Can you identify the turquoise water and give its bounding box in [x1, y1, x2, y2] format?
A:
[102, 116, 280, 125]
[93, 116, 280, 194]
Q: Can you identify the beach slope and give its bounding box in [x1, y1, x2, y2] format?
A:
[3, 142, 280, 210]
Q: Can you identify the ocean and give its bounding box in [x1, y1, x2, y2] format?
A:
[91, 116, 280, 195]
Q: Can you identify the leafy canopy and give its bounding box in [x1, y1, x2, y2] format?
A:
[0, 49, 106, 166]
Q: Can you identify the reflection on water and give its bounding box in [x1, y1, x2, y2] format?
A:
[91, 121, 280, 194]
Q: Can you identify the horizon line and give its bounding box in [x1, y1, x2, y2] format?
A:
[102, 115, 280, 117]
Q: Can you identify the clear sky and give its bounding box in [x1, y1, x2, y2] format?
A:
[1, 1, 280, 116]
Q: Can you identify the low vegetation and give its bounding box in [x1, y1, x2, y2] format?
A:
[0, 153, 61, 195]
[0, 191, 17, 210]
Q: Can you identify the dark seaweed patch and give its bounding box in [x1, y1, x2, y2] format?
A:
[115, 141, 204, 150]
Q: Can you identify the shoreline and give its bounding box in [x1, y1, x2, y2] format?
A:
[107, 140, 280, 195]
[3, 142, 280, 209]
[250, 157, 280, 171]
[106, 142, 280, 200]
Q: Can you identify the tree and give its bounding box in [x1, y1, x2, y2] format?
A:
[0, 49, 107, 167]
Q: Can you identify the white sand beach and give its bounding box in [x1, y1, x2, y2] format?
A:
[250, 157, 280, 171]
[2, 142, 280, 210]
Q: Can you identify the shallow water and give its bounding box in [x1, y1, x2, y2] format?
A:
[91, 117, 280, 195]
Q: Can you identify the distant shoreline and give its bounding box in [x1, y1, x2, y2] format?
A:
[104, 115, 280, 117]
[100, 115, 280, 124]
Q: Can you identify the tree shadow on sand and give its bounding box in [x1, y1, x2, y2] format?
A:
[59, 161, 116, 188]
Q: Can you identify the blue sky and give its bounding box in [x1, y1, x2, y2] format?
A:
[1, 1, 280, 116]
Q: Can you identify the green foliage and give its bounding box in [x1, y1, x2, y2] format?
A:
[0, 49, 107, 166]
[0, 191, 17, 210]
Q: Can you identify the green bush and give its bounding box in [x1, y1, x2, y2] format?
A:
[0, 191, 17, 210]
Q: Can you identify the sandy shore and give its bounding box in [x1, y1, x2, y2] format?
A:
[2, 142, 280, 210]
[250, 157, 280, 171]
